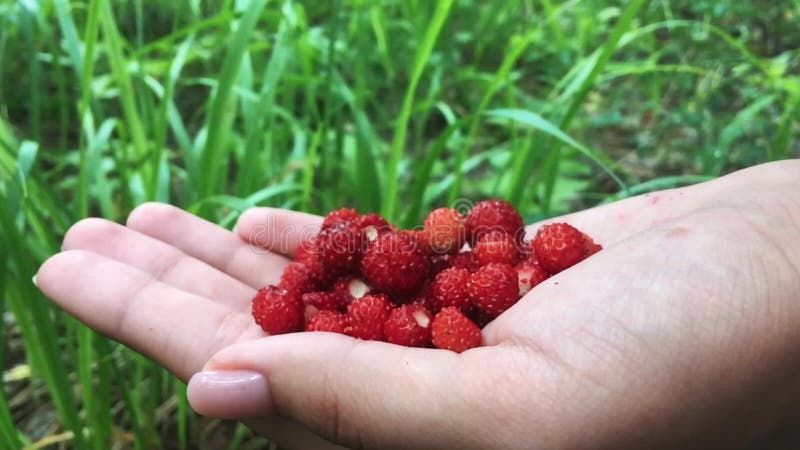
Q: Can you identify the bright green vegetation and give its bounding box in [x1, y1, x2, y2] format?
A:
[1, 0, 798, 447]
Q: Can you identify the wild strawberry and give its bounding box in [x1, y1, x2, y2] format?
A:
[423, 208, 466, 254]
[515, 258, 549, 296]
[466, 199, 524, 245]
[447, 251, 479, 272]
[431, 307, 482, 353]
[473, 230, 520, 267]
[252, 286, 303, 335]
[345, 294, 393, 340]
[384, 305, 433, 347]
[357, 213, 394, 244]
[332, 277, 372, 305]
[582, 232, 603, 256]
[361, 231, 429, 297]
[294, 237, 335, 287]
[467, 263, 519, 317]
[322, 207, 360, 230]
[317, 222, 363, 275]
[533, 223, 587, 274]
[305, 310, 348, 333]
[278, 262, 317, 296]
[428, 267, 471, 313]
[302, 291, 347, 311]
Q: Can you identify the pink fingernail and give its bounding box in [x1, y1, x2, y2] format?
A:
[187, 370, 272, 419]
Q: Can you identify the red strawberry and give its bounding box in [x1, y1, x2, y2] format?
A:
[294, 237, 335, 287]
[467, 263, 519, 317]
[345, 294, 393, 340]
[361, 231, 430, 297]
[317, 222, 363, 275]
[431, 307, 482, 353]
[357, 213, 394, 244]
[465, 199, 524, 245]
[533, 223, 587, 274]
[423, 208, 466, 254]
[428, 267, 471, 313]
[515, 258, 549, 296]
[582, 232, 603, 256]
[322, 207, 360, 230]
[384, 305, 433, 347]
[252, 286, 303, 335]
[332, 277, 372, 305]
[302, 291, 347, 311]
[447, 250, 479, 272]
[473, 230, 520, 267]
[278, 262, 317, 296]
[305, 310, 348, 333]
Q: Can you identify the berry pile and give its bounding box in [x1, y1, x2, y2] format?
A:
[252, 200, 601, 352]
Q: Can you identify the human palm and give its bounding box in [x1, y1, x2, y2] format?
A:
[37, 161, 800, 449]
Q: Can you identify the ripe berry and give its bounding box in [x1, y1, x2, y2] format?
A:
[423, 208, 466, 254]
[429, 267, 471, 313]
[294, 237, 335, 287]
[431, 307, 482, 353]
[317, 222, 363, 275]
[306, 310, 348, 333]
[473, 230, 520, 267]
[252, 286, 303, 335]
[345, 294, 393, 340]
[515, 258, 549, 296]
[302, 291, 347, 312]
[361, 231, 429, 297]
[467, 263, 519, 317]
[384, 305, 433, 347]
[447, 251, 479, 272]
[357, 213, 393, 243]
[582, 232, 603, 256]
[533, 223, 587, 274]
[278, 262, 317, 296]
[332, 277, 372, 305]
[466, 199, 524, 245]
[322, 207, 360, 230]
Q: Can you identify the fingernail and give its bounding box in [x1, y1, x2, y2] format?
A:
[32, 275, 38, 287]
[187, 370, 272, 419]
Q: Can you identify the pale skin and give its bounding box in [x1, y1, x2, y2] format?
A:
[36, 160, 800, 449]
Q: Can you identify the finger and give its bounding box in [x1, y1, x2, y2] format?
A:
[126, 203, 287, 289]
[63, 218, 255, 311]
[36, 250, 265, 381]
[236, 207, 322, 257]
[194, 334, 499, 449]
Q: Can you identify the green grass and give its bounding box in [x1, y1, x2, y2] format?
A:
[1, 0, 799, 447]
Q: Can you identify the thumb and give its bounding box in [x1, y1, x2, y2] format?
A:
[188, 333, 490, 448]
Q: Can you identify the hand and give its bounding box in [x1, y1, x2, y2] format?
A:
[37, 160, 800, 449]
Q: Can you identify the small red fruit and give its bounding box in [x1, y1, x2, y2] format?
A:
[423, 208, 467, 254]
[384, 305, 433, 347]
[357, 213, 394, 243]
[322, 207, 360, 230]
[467, 263, 519, 317]
[294, 237, 335, 287]
[428, 267, 471, 313]
[317, 222, 363, 275]
[361, 231, 429, 297]
[345, 294, 393, 340]
[302, 291, 347, 312]
[466, 200, 524, 245]
[447, 251, 479, 272]
[431, 307, 482, 353]
[473, 230, 520, 267]
[278, 262, 317, 296]
[582, 232, 603, 256]
[306, 310, 348, 333]
[533, 223, 587, 274]
[515, 258, 549, 296]
[252, 286, 303, 335]
[332, 277, 372, 304]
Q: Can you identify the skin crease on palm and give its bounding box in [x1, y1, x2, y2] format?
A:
[34, 160, 800, 450]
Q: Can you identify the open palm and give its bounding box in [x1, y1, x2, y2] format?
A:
[37, 161, 800, 449]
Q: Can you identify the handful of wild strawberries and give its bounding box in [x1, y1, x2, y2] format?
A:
[251, 200, 601, 353]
